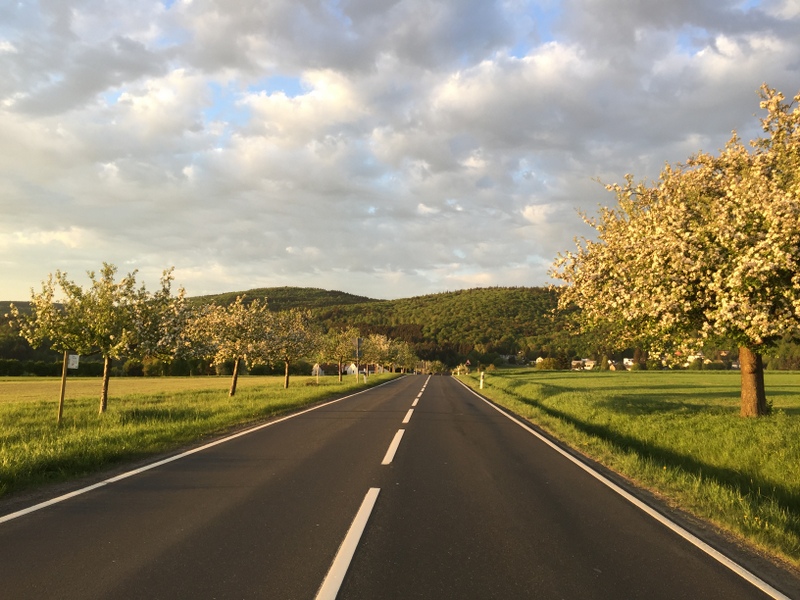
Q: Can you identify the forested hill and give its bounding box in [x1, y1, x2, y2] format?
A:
[192, 286, 563, 363]
[192, 286, 376, 312]
[312, 287, 562, 362]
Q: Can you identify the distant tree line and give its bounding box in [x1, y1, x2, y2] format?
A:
[7, 277, 800, 384]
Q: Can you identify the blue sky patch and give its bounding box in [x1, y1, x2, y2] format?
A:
[203, 82, 251, 127]
[255, 75, 307, 98]
[676, 25, 711, 56]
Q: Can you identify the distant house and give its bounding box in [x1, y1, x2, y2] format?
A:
[312, 363, 343, 376]
[572, 359, 597, 371]
[344, 362, 358, 375]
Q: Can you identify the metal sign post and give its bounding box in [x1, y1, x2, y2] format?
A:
[58, 354, 80, 425]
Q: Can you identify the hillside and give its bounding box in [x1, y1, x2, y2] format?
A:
[311, 287, 563, 363]
[190, 286, 565, 364]
[192, 286, 377, 311]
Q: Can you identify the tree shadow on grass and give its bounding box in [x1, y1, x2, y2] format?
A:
[520, 380, 800, 415]
[507, 392, 800, 535]
[526, 381, 741, 407]
[119, 407, 210, 424]
[595, 392, 800, 417]
[596, 389, 751, 415]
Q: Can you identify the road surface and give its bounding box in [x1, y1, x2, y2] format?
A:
[0, 375, 796, 599]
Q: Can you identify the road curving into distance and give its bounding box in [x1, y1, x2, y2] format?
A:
[1, 375, 798, 599]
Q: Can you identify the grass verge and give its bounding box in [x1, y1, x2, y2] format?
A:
[459, 369, 800, 568]
[0, 374, 399, 499]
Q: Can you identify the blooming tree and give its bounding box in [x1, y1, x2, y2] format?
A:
[192, 296, 273, 396]
[264, 309, 320, 388]
[132, 268, 191, 364]
[10, 264, 186, 414]
[551, 85, 800, 417]
[390, 338, 418, 373]
[322, 326, 360, 381]
[361, 333, 391, 374]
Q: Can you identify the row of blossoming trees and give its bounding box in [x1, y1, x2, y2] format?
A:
[551, 85, 800, 417]
[8, 264, 417, 416]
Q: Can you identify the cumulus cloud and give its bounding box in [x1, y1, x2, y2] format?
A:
[1, 0, 799, 299]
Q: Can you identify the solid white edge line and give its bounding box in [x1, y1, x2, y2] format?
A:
[452, 378, 790, 600]
[381, 429, 405, 465]
[402, 408, 414, 424]
[315, 487, 380, 600]
[0, 378, 402, 526]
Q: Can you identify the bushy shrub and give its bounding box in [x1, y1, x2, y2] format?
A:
[33, 360, 61, 376]
[215, 360, 236, 376]
[535, 357, 561, 370]
[0, 359, 24, 376]
[0, 359, 61, 376]
[75, 361, 104, 377]
[169, 359, 191, 376]
[123, 359, 144, 377]
[704, 361, 728, 370]
[143, 358, 167, 377]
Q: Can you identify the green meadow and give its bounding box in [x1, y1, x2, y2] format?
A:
[460, 369, 800, 568]
[0, 374, 398, 499]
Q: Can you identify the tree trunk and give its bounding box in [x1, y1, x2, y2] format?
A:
[739, 346, 768, 417]
[338, 359, 343, 383]
[99, 356, 111, 414]
[284, 360, 290, 389]
[229, 358, 240, 397]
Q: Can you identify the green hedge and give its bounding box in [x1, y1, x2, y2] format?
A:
[0, 358, 105, 377]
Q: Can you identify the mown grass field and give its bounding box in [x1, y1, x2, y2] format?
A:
[0, 374, 398, 499]
[459, 369, 800, 568]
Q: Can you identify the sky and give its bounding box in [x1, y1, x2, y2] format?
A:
[2, 0, 799, 301]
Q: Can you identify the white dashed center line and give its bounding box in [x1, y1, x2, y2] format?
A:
[315, 488, 381, 600]
[381, 429, 405, 465]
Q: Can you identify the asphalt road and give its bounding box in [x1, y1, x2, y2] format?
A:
[0, 375, 796, 599]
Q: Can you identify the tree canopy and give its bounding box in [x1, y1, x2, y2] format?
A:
[190, 296, 273, 396]
[263, 309, 319, 389]
[321, 326, 361, 381]
[552, 85, 800, 416]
